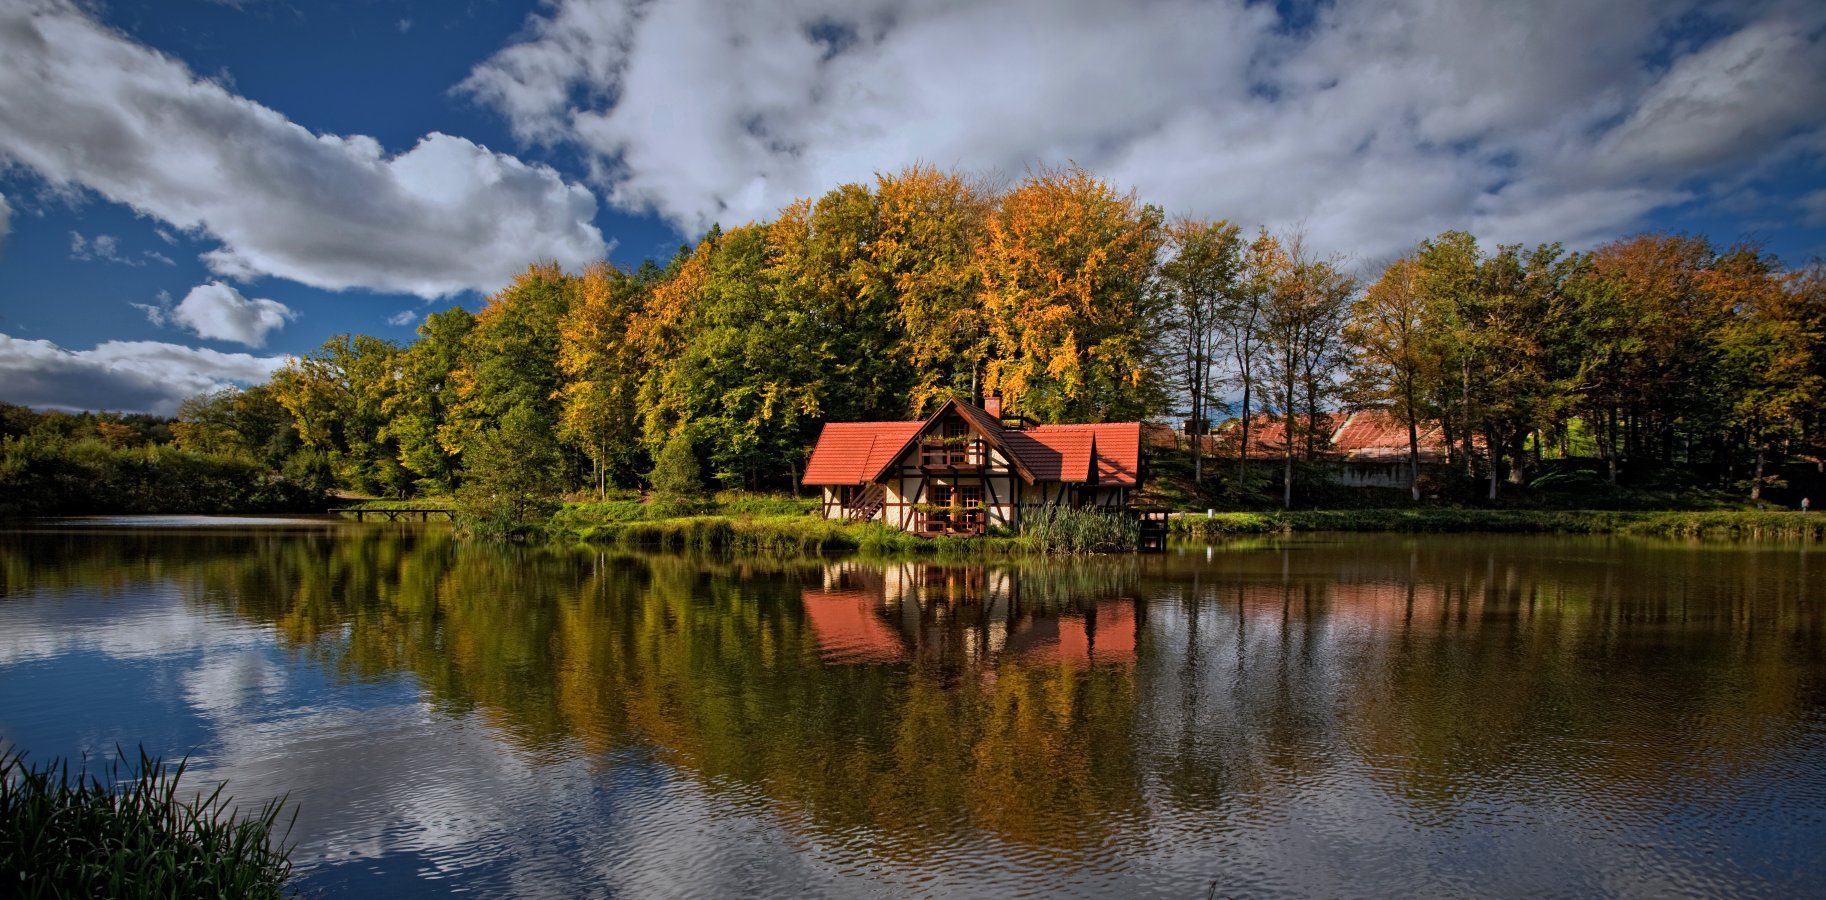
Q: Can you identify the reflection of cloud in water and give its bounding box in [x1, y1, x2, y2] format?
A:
[0, 584, 268, 665]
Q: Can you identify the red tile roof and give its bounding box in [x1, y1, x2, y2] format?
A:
[800, 421, 925, 485]
[801, 400, 1143, 487]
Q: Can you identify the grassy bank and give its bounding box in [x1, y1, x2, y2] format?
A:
[0, 748, 294, 899]
[543, 495, 1139, 554]
[547, 511, 1023, 555]
[1170, 509, 1826, 541]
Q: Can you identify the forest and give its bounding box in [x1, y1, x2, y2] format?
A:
[3, 164, 1822, 519]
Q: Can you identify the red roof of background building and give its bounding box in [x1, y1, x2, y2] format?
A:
[1212, 409, 1451, 461]
[801, 400, 1143, 486]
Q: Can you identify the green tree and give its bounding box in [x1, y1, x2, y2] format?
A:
[454, 401, 565, 536]
[270, 334, 410, 496]
[442, 263, 579, 485]
[385, 307, 475, 494]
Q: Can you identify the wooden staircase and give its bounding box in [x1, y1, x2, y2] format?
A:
[847, 484, 887, 522]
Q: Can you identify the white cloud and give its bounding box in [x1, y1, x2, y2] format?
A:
[0, 331, 286, 414]
[0, 0, 610, 298]
[463, 0, 1826, 261]
[386, 309, 419, 327]
[0, 192, 11, 249]
[137, 281, 298, 347]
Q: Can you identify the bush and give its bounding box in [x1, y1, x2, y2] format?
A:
[649, 433, 705, 500]
[0, 748, 294, 899]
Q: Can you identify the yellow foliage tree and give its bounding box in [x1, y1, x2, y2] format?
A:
[977, 165, 1165, 423]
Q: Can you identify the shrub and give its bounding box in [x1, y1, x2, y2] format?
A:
[649, 434, 705, 500]
[0, 748, 294, 899]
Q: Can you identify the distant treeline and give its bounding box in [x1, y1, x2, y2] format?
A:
[12, 164, 1826, 517]
[0, 400, 328, 516]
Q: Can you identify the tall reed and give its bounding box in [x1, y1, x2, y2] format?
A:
[0, 747, 295, 900]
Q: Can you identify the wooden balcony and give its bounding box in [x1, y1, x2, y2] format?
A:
[918, 439, 986, 470]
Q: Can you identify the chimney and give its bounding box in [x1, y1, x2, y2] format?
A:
[983, 391, 1002, 419]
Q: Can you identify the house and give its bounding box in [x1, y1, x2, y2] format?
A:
[1213, 409, 1454, 488]
[801, 395, 1144, 535]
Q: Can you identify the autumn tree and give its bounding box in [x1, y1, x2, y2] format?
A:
[1223, 229, 1279, 486]
[1708, 246, 1820, 501]
[1257, 235, 1354, 507]
[1346, 256, 1437, 500]
[979, 165, 1167, 423]
[1158, 218, 1244, 484]
[875, 165, 994, 413]
[558, 262, 654, 497]
[1580, 235, 1724, 481]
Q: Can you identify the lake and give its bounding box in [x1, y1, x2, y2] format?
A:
[1, 524, 1822, 897]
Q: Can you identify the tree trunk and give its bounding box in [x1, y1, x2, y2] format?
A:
[1283, 447, 1294, 509]
[1191, 387, 1203, 485]
[1237, 381, 1252, 488]
[1460, 361, 1474, 478]
[1750, 443, 1766, 503]
[1603, 408, 1619, 484]
[1282, 377, 1296, 510]
[1404, 382, 1421, 503]
[1508, 428, 1527, 486]
[1486, 426, 1501, 501]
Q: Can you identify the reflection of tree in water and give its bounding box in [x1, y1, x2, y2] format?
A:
[2, 530, 1822, 858]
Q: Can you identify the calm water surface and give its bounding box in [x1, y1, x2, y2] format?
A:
[1, 524, 1823, 897]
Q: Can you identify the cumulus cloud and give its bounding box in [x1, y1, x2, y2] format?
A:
[0, 0, 610, 298]
[386, 309, 420, 327]
[138, 281, 298, 347]
[0, 192, 11, 249]
[463, 0, 1826, 261]
[0, 332, 285, 414]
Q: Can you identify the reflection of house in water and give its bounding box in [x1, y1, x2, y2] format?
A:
[800, 562, 1139, 669]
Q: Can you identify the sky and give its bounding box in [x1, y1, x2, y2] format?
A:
[0, 0, 1823, 415]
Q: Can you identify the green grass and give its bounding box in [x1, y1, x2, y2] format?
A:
[1170, 509, 1826, 541]
[0, 747, 294, 900]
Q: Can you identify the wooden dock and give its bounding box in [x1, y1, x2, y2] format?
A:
[1137, 510, 1169, 553]
[335, 507, 455, 523]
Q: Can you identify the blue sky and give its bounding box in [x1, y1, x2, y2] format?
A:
[1, 0, 1823, 414]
